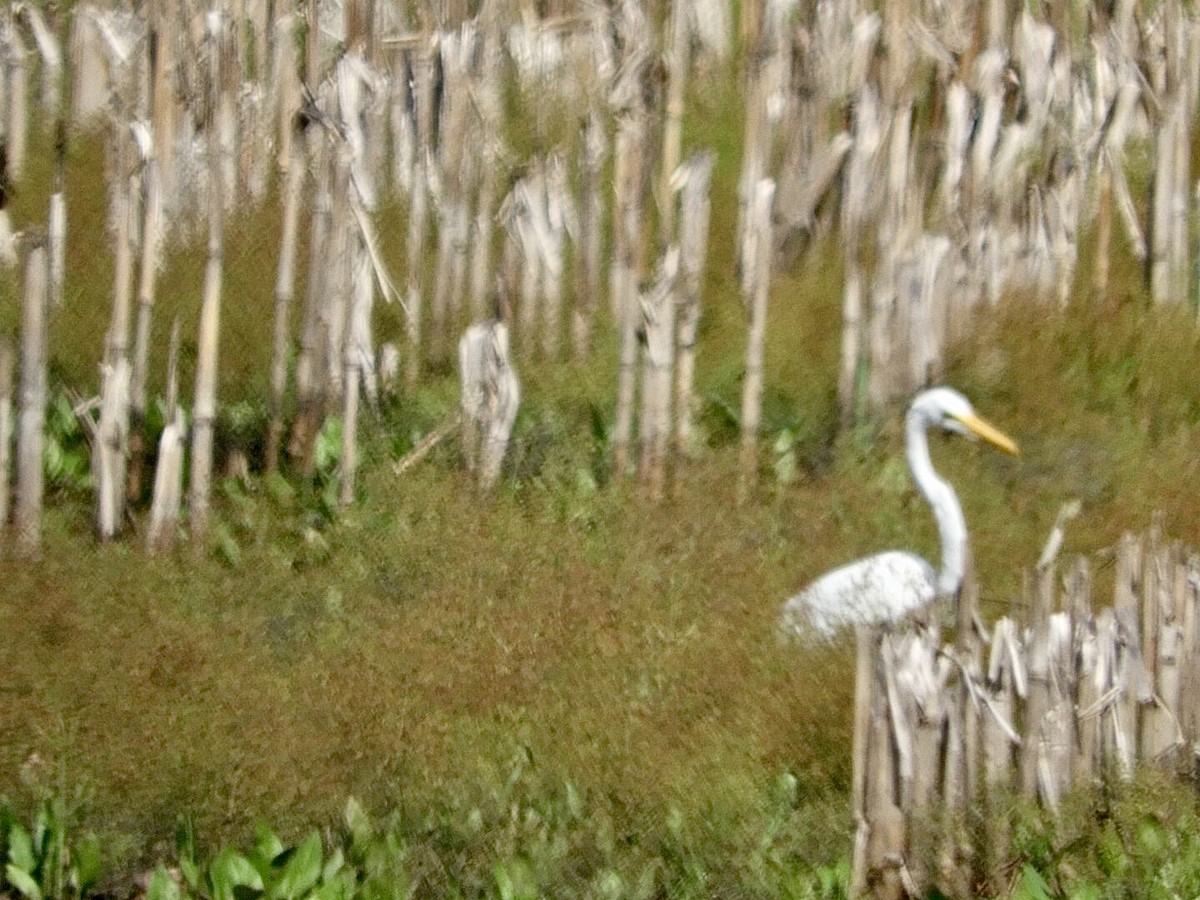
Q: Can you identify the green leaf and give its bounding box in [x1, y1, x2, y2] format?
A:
[1015, 865, 1053, 900]
[72, 835, 103, 894]
[268, 832, 322, 900]
[314, 419, 343, 475]
[492, 858, 537, 900]
[209, 850, 264, 900]
[146, 867, 182, 900]
[319, 848, 343, 885]
[312, 871, 352, 900]
[214, 523, 242, 568]
[253, 824, 285, 869]
[7, 822, 36, 872]
[6, 863, 43, 900]
[179, 856, 202, 892]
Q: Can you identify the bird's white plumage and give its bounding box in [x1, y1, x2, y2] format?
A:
[780, 550, 936, 638]
[779, 387, 1017, 641]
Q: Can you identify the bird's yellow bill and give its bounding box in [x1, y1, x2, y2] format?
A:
[956, 413, 1020, 455]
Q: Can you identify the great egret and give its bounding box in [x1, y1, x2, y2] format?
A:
[779, 387, 1018, 639]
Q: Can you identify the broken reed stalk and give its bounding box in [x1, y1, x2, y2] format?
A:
[188, 13, 231, 541]
[848, 626, 874, 899]
[845, 514, 1200, 896]
[1018, 561, 1054, 799]
[47, 129, 66, 307]
[164, 315, 180, 419]
[392, 414, 459, 477]
[458, 321, 519, 491]
[145, 388, 183, 554]
[737, 178, 775, 498]
[636, 249, 679, 502]
[15, 241, 47, 556]
[94, 358, 130, 539]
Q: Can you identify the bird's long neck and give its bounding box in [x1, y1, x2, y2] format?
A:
[906, 409, 967, 597]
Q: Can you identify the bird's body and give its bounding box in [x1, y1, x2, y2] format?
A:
[780, 387, 1018, 640]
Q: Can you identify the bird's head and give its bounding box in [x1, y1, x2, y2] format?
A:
[910, 387, 1020, 455]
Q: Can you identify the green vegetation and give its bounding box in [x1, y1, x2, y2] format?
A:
[1, 56, 1200, 900]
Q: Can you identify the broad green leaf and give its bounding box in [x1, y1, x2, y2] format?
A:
[320, 848, 343, 884]
[214, 524, 242, 568]
[7, 822, 36, 872]
[493, 861, 515, 900]
[179, 856, 202, 892]
[343, 798, 371, 850]
[5, 863, 44, 900]
[492, 858, 537, 900]
[268, 832, 322, 900]
[1015, 865, 1053, 900]
[312, 872, 351, 900]
[146, 867, 182, 900]
[209, 850, 264, 900]
[314, 419, 343, 474]
[44, 439, 65, 480]
[564, 781, 584, 821]
[72, 836, 103, 893]
[253, 823, 285, 869]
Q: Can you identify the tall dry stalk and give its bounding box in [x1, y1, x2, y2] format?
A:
[95, 121, 137, 535]
[6, 25, 27, 184]
[429, 36, 474, 360]
[129, 130, 163, 501]
[14, 242, 47, 556]
[610, 105, 648, 479]
[737, 179, 774, 497]
[657, 0, 688, 247]
[0, 339, 13, 533]
[673, 150, 714, 462]
[266, 125, 308, 472]
[572, 111, 606, 359]
[188, 14, 232, 540]
[290, 156, 331, 472]
[404, 40, 436, 387]
[467, 2, 504, 323]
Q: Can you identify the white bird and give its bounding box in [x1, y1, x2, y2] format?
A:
[779, 387, 1019, 640]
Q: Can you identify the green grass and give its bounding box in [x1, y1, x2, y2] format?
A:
[2, 48, 1200, 898]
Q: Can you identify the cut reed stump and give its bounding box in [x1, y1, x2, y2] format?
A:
[459, 321, 519, 492]
[847, 517, 1200, 897]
